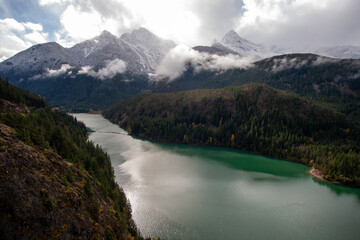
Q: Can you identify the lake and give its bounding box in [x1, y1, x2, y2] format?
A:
[73, 113, 360, 240]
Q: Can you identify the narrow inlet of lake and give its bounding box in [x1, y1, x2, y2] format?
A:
[73, 113, 360, 240]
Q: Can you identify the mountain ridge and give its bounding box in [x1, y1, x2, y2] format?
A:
[0, 28, 176, 82]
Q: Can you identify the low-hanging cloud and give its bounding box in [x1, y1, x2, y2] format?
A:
[270, 57, 309, 73]
[79, 58, 127, 80]
[348, 70, 360, 80]
[154, 45, 254, 81]
[30, 64, 72, 80]
[268, 55, 341, 73]
[311, 56, 338, 66]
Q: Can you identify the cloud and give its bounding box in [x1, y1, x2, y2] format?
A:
[311, 56, 338, 66]
[52, 0, 360, 49]
[236, 0, 360, 49]
[269, 57, 309, 73]
[30, 64, 72, 80]
[46, 64, 72, 77]
[154, 45, 254, 81]
[267, 55, 342, 73]
[38, 0, 243, 47]
[3, 0, 360, 61]
[348, 70, 360, 80]
[38, 0, 71, 6]
[79, 58, 127, 80]
[0, 18, 49, 61]
[58, 0, 136, 43]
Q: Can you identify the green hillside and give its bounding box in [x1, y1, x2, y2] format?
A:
[105, 83, 360, 186]
[155, 54, 360, 124]
[0, 77, 146, 239]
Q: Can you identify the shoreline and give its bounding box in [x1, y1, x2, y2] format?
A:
[104, 114, 359, 188]
[308, 167, 329, 183]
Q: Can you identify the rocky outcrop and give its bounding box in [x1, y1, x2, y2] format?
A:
[0, 98, 29, 113]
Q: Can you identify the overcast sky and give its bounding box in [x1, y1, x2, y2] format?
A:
[1, 0, 360, 61]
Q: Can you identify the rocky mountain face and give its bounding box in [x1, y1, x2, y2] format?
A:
[193, 30, 275, 59]
[0, 28, 176, 82]
[120, 27, 177, 71]
[0, 42, 76, 80]
[216, 30, 266, 58]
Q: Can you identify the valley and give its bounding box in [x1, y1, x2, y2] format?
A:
[1, 20, 360, 239]
[74, 113, 360, 240]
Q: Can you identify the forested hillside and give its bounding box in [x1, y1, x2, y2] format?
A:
[0, 77, 146, 239]
[16, 72, 149, 112]
[105, 83, 360, 186]
[4, 54, 360, 122]
[154, 54, 360, 124]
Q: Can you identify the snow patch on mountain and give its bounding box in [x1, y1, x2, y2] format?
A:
[120, 28, 176, 71]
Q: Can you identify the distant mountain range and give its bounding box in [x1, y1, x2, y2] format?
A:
[194, 30, 270, 59]
[194, 30, 360, 60]
[1, 27, 360, 84]
[0, 28, 176, 82]
[0, 27, 359, 117]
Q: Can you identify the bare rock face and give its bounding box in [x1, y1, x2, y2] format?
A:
[0, 99, 29, 113]
[0, 123, 132, 240]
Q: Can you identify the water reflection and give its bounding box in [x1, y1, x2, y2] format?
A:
[311, 177, 360, 202]
[153, 142, 308, 178]
[73, 114, 360, 240]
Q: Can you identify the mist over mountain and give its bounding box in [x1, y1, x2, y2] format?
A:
[0, 28, 359, 116]
[1, 28, 360, 85]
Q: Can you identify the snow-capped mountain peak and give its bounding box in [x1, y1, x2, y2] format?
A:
[0, 27, 177, 81]
[216, 30, 265, 58]
[121, 28, 176, 50]
[99, 30, 113, 37]
[221, 30, 243, 43]
[121, 28, 159, 44]
[120, 27, 176, 71]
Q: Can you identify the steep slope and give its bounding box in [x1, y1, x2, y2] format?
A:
[0, 124, 132, 239]
[0, 78, 146, 239]
[215, 30, 266, 58]
[68, 30, 153, 73]
[0, 42, 76, 81]
[120, 27, 176, 71]
[105, 83, 360, 186]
